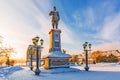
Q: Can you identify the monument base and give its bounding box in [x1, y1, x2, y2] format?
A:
[42, 51, 71, 69]
[43, 57, 70, 69]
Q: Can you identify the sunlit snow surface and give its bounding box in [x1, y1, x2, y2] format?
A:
[0, 63, 120, 80]
[0, 66, 23, 80]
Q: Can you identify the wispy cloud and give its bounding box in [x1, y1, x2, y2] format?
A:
[93, 42, 120, 51]
[0, 0, 120, 58]
[71, 0, 120, 52]
[0, 0, 77, 58]
[0, 0, 52, 58]
[100, 12, 120, 41]
[85, 8, 95, 27]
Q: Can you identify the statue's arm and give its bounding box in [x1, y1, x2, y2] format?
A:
[57, 12, 60, 20]
[49, 11, 53, 16]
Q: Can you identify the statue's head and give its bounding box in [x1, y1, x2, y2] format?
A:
[53, 6, 56, 11]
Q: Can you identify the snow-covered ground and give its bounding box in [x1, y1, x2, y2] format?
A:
[0, 66, 23, 80]
[0, 63, 120, 80]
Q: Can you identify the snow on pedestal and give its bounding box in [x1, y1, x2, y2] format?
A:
[43, 51, 70, 58]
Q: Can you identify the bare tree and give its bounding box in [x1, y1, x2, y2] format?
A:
[0, 36, 14, 66]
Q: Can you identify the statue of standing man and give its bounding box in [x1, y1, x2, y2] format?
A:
[49, 6, 60, 29]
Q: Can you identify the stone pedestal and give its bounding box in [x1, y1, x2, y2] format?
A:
[49, 29, 61, 52]
[43, 29, 71, 69]
[43, 57, 70, 69]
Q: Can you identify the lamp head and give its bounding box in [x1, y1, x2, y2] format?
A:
[83, 42, 88, 50]
[32, 36, 39, 45]
[89, 43, 91, 47]
[40, 39, 44, 46]
[85, 42, 88, 45]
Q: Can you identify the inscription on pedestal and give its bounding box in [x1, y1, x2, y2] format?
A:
[52, 60, 66, 66]
[50, 59, 68, 67]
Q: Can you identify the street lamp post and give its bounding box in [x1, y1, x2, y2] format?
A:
[35, 45, 40, 75]
[39, 39, 44, 67]
[32, 36, 44, 75]
[28, 45, 33, 70]
[83, 42, 91, 71]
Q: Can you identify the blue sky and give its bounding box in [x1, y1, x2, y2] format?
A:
[54, 0, 120, 42]
[0, 0, 120, 58]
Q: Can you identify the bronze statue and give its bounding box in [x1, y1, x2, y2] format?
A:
[49, 6, 60, 29]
